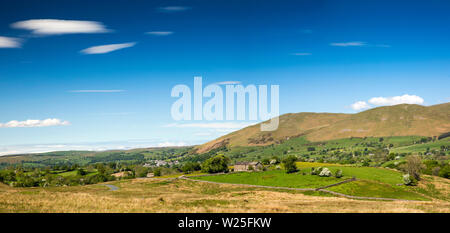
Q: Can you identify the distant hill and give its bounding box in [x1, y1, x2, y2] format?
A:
[195, 103, 450, 153]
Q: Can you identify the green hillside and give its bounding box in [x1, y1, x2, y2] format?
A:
[196, 103, 450, 153]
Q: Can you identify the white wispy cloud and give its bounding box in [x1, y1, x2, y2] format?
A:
[164, 122, 255, 129]
[69, 90, 125, 93]
[214, 81, 242, 85]
[146, 31, 174, 36]
[158, 6, 190, 12]
[193, 132, 213, 136]
[0, 36, 21, 48]
[350, 94, 425, 111]
[368, 94, 424, 106]
[292, 52, 312, 56]
[11, 19, 110, 35]
[0, 118, 70, 128]
[351, 101, 370, 111]
[375, 44, 391, 48]
[80, 42, 136, 54]
[330, 41, 366, 47]
[157, 141, 188, 147]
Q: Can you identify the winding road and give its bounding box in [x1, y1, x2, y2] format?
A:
[104, 184, 119, 191]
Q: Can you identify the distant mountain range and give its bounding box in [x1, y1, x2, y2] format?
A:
[195, 103, 450, 153]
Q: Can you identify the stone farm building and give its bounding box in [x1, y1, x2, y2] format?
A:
[234, 161, 263, 172]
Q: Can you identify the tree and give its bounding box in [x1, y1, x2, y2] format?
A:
[77, 168, 87, 176]
[439, 165, 450, 178]
[261, 158, 270, 165]
[402, 155, 425, 181]
[153, 168, 162, 177]
[282, 155, 298, 173]
[134, 166, 149, 178]
[335, 169, 343, 178]
[201, 155, 230, 173]
[181, 162, 201, 174]
[403, 174, 417, 186]
[96, 163, 106, 175]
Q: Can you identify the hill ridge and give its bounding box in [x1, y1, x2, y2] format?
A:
[195, 103, 450, 153]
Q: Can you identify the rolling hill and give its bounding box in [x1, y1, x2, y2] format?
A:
[195, 103, 450, 153]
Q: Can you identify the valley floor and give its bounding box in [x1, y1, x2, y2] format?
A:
[1, 176, 449, 213]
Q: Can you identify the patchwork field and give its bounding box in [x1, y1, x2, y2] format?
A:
[1, 176, 449, 213]
[192, 164, 450, 202]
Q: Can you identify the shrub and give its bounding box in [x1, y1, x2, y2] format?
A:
[76, 168, 87, 176]
[403, 173, 418, 186]
[201, 155, 230, 174]
[318, 168, 332, 177]
[181, 162, 201, 174]
[271, 156, 280, 164]
[362, 160, 370, 167]
[432, 167, 441, 176]
[282, 156, 298, 173]
[439, 166, 450, 179]
[153, 168, 162, 177]
[311, 167, 323, 175]
[335, 169, 343, 178]
[401, 155, 425, 181]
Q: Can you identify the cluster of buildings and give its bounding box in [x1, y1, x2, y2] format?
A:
[143, 160, 180, 168]
[234, 161, 263, 172]
[142, 159, 268, 172]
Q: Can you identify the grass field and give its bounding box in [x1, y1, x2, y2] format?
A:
[1, 177, 449, 213]
[191, 163, 448, 201]
[57, 170, 98, 177]
[325, 166, 403, 185]
[194, 170, 344, 189]
[391, 137, 450, 153]
[0, 161, 448, 212]
[327, 180, 428, 201]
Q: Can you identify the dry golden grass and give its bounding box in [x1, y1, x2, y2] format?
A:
[0, 178, 449, 213]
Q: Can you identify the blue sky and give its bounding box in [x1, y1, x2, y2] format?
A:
[0, 0, 449, 154]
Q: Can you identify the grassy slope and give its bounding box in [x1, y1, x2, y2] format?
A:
[192, 163, 438, 201]
[327, 180, 428, 201]
[326, 167, 403, 185]
[194, 170, 344, 189]
[1, 177, 449, 213]
[0, 146, 193, 168]
[391, 137, 450, 153]
[196, 103, 450, 153]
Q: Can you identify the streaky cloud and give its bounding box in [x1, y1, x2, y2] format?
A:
[0, 36, 21, 48]
[0, 118, 70, 128]
[80, 42, 136, 54]
[158, 6, 190, 12]
[330, 41, 366, 47]
[292, 53, 312, 56]
[146, 31, 174, 36]
[11, 19, 110, 35]
[69, 90, 126, 93]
